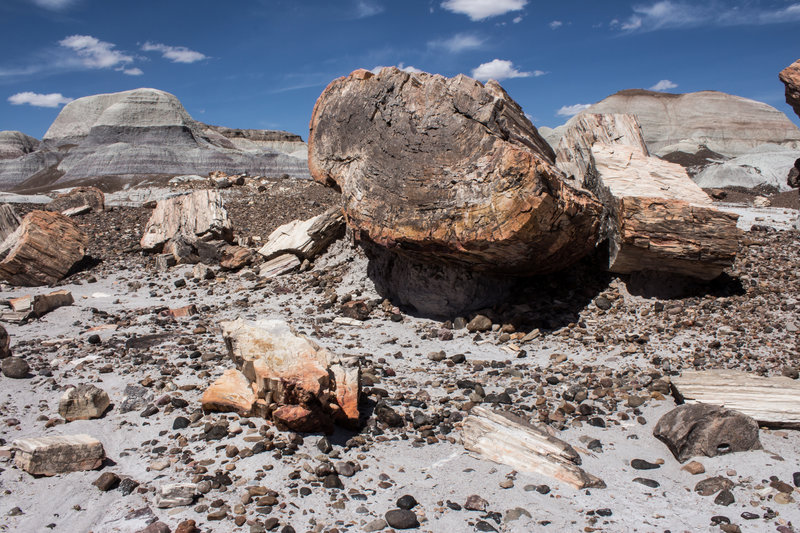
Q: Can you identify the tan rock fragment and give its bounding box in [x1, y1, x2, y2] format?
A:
[12, 434, 105, 476]
[201, 369, 257, 415]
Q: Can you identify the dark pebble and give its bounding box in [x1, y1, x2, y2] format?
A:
[1, 357, 29, 379]
[741, 512, 759, 520]
[173, 416, 190, 429]
[396, 495, 418, 510]
[631, 459, 660, 470]
[715, 489, 735, 506]
[475, 520, 498, 532]
[384, 509, 419, 529]
[92, 472, 120, 491]
[633, 477, 660, 488]
[595, 509, 613, 517]
[323, 474, 343, 489]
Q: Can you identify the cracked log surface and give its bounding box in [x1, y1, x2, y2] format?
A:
[308, 67, 602, 275]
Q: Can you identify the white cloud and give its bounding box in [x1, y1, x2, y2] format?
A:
[471, 59, 539, 81]
[121, 67, 143, 76]
[557, 103, 592, 117]
[549, 20, 563, 29]
[8, 91, 73, 108]
[513, 15, 523, 23]
[59, 35, 133, 69]
[441, 0, 527, 21]
[649, 79, 678, 91]
[428, 33, 485, 53]
[355, 0, 383, 18]
[371, 63, 423, 74]
[141, 42, 207, 64]
[613, 1, 800, 32]
[31, 0, 77, 10]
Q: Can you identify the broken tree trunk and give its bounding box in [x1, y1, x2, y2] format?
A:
[0, 210, 88, 286]
[671, 370, 800, 427]
[554, 114, 740, 280]
[461, 406, 605, 489]
[588, 144, 740, 280]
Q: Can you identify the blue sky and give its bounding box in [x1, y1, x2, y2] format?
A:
[2, 0, 799, 141]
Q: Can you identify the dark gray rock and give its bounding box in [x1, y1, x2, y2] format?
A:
[2, 357, 29, 378]
[384, 509, 419, 529]
[653, 403, 761, 463]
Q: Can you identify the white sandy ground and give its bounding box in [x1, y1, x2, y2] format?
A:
[0, 207, 798, 533]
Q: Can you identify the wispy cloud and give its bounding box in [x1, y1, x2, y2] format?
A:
[141, 42, 207, 64]
[549, 20, 563, 29]
[471, 59, 542, 81]
[121, 67, 143, 76]
[428, 33, 485, 53]
[30, 0, 78, 10]
[441, 0, 527, 21]
[557, 103, 592, 117]
[8, 91, 73, 107]
[355, 0, 383, 18]
[649, 79, 677, 91]
[613, 1, 800, 32]
[59, 35, 133, 69]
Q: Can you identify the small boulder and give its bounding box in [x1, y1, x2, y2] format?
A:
[59, 384, 111, 421]
[1, 356, 29, 378]
[653, 403, 761, 463]
[140, 190, 232, 252]
[47, 186, 105, 214]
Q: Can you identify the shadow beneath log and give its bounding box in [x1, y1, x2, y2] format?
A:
[624, 271, 745, 300]
[64, 254, 102, 279]
[364, 242, 615, 334]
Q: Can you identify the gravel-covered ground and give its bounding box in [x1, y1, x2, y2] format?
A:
[0, 180, 798, 533]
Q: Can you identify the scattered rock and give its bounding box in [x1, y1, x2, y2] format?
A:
[1, 356, 29, 378]
[59, 384, 111, 421]
[155, 483, 197, 508]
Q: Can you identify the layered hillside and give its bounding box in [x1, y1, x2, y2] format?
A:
[541, 90, 800, 191]
[0, 88, 310, 192]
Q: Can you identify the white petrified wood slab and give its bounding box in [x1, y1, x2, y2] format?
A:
[461, 406, 605, 489]
[672, 370, 800, 427]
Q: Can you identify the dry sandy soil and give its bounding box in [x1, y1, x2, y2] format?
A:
[0, 179, 798, 533]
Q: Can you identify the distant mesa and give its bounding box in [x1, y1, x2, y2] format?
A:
[0, 88, 310, 193]
[541, 89, 800, 191]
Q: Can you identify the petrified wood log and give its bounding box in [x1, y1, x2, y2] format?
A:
[556, 114, 739, 280]
[461, 406, 605, 489]
[309, 67, 602, 275]
[0, 210, 88, 286]
[12, 434, 105, 476]
[672, 370, 800, 427]
[140, 190, 232, 252]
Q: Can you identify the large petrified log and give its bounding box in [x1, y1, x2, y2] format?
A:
[671, 370, 800, 427]
[461, 406, 605, 489]
[0, 210, 88, 286]
[780, 59, 800, 119]
[556, 114, 739, 280]
[140, 189, 232, 252]
[308, 67, 602, 275]
[218, 318, 360, 432]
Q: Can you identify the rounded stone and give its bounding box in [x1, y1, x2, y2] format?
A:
[384, 509, 419, 529]
[1, 357, 29, 378]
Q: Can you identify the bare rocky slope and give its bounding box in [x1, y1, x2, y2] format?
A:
[0, 89, 310, 192]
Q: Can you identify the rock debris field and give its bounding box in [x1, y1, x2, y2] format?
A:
[0, 176, 798, 533]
